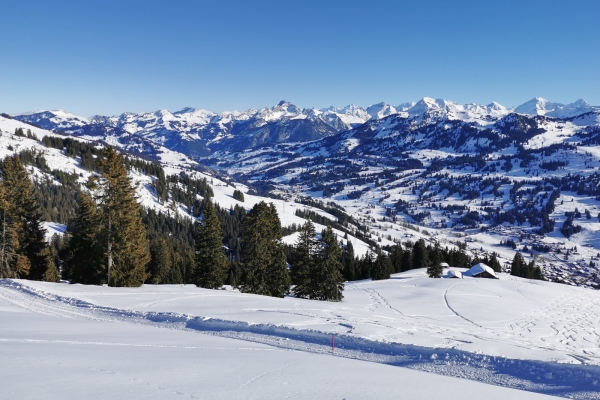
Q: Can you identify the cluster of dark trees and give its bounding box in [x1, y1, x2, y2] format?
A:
[335, 238, 502, 282]
[510, 252, 543, 280]
[0, 155, 60, 281]
[290, 221, 344, 301]
[560, 212, 583, 238]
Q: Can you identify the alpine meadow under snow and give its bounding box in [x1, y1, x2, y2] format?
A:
[1, 95, 600, 398]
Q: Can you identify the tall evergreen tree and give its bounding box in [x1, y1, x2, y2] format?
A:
[313, 226, 344, 301]
[427, 244, 443, 278]
[372, 249, 392, 280]
[291, 220, 318, 298]
[401, 246, 412, 271]
[94, 147, 150, 287]
[390, 244, 404, 273]
[510, 252, 525, 277]
[240, 201, 290, 297]
[0, 183, 17, 278]
[148, 238, 173, 284]
[65, 191, 104, 284]
[488, 252, 501, 272]
[193, 200, 228, 289]
[532, 262, 544, 280]
[412, 239, 429, 270]
[340, 239, 356, 281]
[360, 250, 374, 279]
[0, 155, 57, 281]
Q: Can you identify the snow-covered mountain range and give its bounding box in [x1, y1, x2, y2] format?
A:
[12, 97, 599, 158]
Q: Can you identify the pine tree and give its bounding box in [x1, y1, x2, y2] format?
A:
[0, 183, 17, 278]
[390, 244, 403, 273]
[240, 201, 290, 297]
[533, 264, 544, 280]
[65, 191, 104, 284]
[510, 252, 525, 277]
[489, 252, 501, 272]
[149, 238, 173, 284]
[372, 249, 392, 280]
[401, 247, 412, 271]
[412, 239, 429, 269]
[427, 244, 443, 278]
[233, 189, 245, 202]
[94, 147, 150, 287]
[340, 239, 356, 281]
[193, 200, 228, 289]
[360, 250, 374, 279]
[291, 220, 318, 298]
[313, 226, 344, 301]
[0, 155, 56, 281]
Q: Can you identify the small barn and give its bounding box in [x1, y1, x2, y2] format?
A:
[467, 263, 498, 279]
[447, 270, 463, 279]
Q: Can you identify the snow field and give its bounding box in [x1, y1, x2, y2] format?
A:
[0, 293, 558, 400]
[2, 271, 600, 398]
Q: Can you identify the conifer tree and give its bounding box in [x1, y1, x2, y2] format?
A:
[94, 147, 150, 287]
[240, 201, 290, 297]
[427, 244, 443, 278]
[532, 263, 544, 280]
[65, 191, 104, 284]
[193, 200, 228, 289]
[390, 244, 403, 273]
[372, 249, 392, 280]
[149, 237, 173, 284]
[489, 252, 501, 272]
[291, 220, 318, 298]
[0, 155, 56, 281]
[401, 247, 412, 271]
[0, 183, 17, 278]
[233, 189, 245, 202]
[360, 250, 374, 279]
[340, 239, 356, 281]
[313, 226, 344, 301]
[510, 252, 525, 277]
[412, 239, 429, 269]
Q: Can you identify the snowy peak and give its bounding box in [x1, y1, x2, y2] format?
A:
[515, 97, 556, 116]
[396, 101, 416, 111]
[366, 102, 397, 120]
[399, 97, 512, 124]
[13, 109, 89, 131]
[515, 97, 598, 118]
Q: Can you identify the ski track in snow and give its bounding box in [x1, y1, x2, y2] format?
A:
[444, 283, 485, 328]
[1, 280, 600, 399]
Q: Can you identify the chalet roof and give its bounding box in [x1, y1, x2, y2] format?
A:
[468, 263, 498, 279]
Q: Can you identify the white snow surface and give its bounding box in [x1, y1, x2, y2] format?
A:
[1, 272, 600, 398]
[43, 222, 67, 242]
[0, 284, 557, 400]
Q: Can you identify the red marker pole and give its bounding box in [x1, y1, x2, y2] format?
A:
[332, 334, 335, 355]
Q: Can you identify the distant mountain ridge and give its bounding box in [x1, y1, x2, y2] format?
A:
[12, 97, 600, 158]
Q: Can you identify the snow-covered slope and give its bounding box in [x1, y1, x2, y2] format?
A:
[2, 275, 599, 398]
[0, 282, 555, 400]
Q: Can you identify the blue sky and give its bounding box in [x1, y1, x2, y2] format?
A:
[1, 0, 599, 116]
